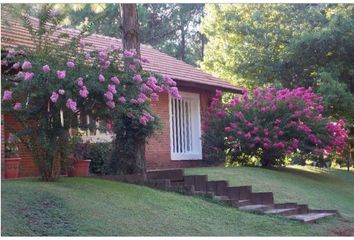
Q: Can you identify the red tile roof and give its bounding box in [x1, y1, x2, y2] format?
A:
[1, 15, 243, 93]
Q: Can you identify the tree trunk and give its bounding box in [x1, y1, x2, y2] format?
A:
[135, 138, 146, 174]
[120, 4, 146, 177]
[120, 3, 141, 70]
[180, 26, 186, 61]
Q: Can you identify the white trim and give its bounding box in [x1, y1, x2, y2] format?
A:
[169, 92, 202, 161]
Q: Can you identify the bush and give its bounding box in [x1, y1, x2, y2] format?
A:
[204, 87, 349, 167]
[81, 142, 112, 175]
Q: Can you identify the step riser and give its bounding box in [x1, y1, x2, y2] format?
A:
[225, 186, 252, 200]
[206, 181, 229, 196]
[274, 203, 298, 209]
[183, 175, 208, 192]
[145, 179, 171, 191]
[147, 169, 184, 181]
[170, 185, 195, 195]
[251, 192, 274, 205]
[296, 204, 309, 214]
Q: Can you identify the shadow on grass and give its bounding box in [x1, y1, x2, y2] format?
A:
[266, 166, 345, 184]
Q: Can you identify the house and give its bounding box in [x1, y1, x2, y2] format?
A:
[1, 15, 242, 178]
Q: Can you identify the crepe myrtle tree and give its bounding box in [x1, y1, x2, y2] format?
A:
[203, 87, 349, 167]
[1, 10, 180, 181]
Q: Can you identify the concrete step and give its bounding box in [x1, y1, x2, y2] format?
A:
[144, 179, 171, 190]
[170, 184, 195, 195]
[206, 180, 229, 196]
[213, 195, 230, 201]
[264, 207, 300, 216]
[309, 209, 338, 214]
[224, 186, 252, 201]
[212, 195, 253, 208]
[193, 190, 209, 196]
[170, 180, 185, 187]
[184, 175, 208, 192]
[251, 192, 274, 205]
[296, 204, 310, 214]
[286, 212, 336, 223]
[237, 199, 253, 207]
[147, 169, 184, 181]
[273, 203, 298, 209]
[142, 169, 338, 224]
[239, 204, 274, 212]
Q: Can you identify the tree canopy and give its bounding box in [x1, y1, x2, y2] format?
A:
[200, 4, 354, 125]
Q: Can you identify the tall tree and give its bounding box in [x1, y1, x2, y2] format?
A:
[119, 3, 145, 174]
[120, 4, 141, 59]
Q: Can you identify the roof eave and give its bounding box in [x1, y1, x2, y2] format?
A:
[175, 79, 243, 94]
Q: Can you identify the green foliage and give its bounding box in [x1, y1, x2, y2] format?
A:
[203, 88, 349, 167]
[201, 4, 354, 126]
[200, 4, 314, 88]
[78, 142, 113, 174]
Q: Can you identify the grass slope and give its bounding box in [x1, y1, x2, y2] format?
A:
[186, 166, 354, 236]
[2, 166, 354, 236]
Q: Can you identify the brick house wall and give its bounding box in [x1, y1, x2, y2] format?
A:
[145, 86, 215, 169]
[3, 114, 39, 177]
[3, 87, 215, 177]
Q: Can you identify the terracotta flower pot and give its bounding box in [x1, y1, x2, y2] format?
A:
[67, 160, 91, 177]
[5, 157, 21, 179]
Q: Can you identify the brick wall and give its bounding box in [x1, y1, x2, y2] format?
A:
[2, 87, 216, 177]
[3, 114, 39, 177]
[145, 87, 215, 169]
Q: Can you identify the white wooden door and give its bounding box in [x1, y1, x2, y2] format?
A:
[169, 92, 202, 160]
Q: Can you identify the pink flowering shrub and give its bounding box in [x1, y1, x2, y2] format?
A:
[1, 11, 180, 179]
[203, 87, 349, 167]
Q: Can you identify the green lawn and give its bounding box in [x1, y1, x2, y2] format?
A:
[2, 166, 354, 236]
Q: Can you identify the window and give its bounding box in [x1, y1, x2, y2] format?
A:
[169, 92, 202, 160]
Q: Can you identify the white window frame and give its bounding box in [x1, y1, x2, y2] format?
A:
[169, 91, 202, 160]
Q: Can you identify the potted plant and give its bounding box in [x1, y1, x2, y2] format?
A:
[67, 142, 91, 177]
[4, 133, 21, 179]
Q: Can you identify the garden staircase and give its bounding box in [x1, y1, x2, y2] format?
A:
[143, 169, 338, 224]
